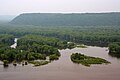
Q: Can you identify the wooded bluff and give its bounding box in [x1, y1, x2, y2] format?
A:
[10, 13, 120, 26]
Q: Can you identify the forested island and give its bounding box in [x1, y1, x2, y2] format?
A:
[71, 53, 110, 67]
[0, 34, 75, 67]
[0, 12, 120, 67]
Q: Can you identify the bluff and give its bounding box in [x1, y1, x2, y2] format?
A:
[10, 13, 120, 26]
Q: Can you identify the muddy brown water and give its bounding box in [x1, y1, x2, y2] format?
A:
[0, 46, 120, 80]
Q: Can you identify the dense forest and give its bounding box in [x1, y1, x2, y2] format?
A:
[1, 12, 120, 47]
[0, 24, 120, 46]
[17, 35, 75, 50]
[0, 34, 64, 67]
[0, 34, 14, 46]
[0, 12, 120, 66]
[109, 42, 120, 58]
[10, 13, 120, 26]
[0, 34, 75, 67]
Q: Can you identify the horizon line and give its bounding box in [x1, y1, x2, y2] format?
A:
[0, 11, 120, 16]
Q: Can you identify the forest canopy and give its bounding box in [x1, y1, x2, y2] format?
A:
[0, 12, 120, 66]
[108, 42, 120, 58]
[0, 24, 120, 47]
[10, 13, 120, 26]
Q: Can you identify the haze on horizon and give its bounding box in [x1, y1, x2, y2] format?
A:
[0, 0, 120, 15]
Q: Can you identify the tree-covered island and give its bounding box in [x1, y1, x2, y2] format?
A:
[71, 53, 110, 67]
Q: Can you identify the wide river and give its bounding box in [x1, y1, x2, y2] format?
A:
[0, 46, 120, 80]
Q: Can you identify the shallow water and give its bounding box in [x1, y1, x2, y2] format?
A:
[0, 46, 120, 80]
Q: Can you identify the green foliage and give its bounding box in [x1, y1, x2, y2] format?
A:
[15, 52, 25, 62]
[0, 34, 14, 45]
[0, 34, 61, 66]
[0, 47, 21, 62]
[3, 60, 9, 66]
[109, 42, 120, 58]
[29, 61, 50, 66]
[10, 13, 120, 26]
[17, 34, 72, 49]
[1, 54, 8, 60]
[71, 53, 110, 67]
[0, 13, 120, 67]
[0, 47, 47, 62]
[27, 52, 46, 61]
[67, 42, 75, 49]
[49, 54, 59, 60]
[0, 24, 120, 47]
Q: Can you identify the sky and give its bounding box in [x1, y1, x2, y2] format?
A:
[0, 0, 120, 15]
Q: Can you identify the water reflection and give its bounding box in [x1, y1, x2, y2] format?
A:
[108, 52, 120, 59]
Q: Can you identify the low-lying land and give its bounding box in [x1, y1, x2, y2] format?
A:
[0, 34, 76, 67]
[29, 61, 50, 67]
[71, 53, 110, 67]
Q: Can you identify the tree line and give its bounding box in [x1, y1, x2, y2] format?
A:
[109, 42, 120, 58]
[0, 24, 120, 47]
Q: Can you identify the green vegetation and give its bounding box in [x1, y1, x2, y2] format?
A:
[29, 61, 50, 67]
[0, 12, 120, 67]
[49, 54, 59, 60]
[109, 42, 120, 58]
[0, 43, 60, 67]
[10, 13, 120, 26]
[17, 34, 75, 49]
[0, 34, 65, 67]
[0, 24, 120, 47]
[0, 13, 120, 47]
[3, 60, 9, 67]
[71, 53, 110, 67]
[0, 34, 14, 46]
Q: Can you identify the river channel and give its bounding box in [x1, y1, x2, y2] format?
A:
[0, 46, 120, 80]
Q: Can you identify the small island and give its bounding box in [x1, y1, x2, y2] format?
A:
[71, 53, 110, 67]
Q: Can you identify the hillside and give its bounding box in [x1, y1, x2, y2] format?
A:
[10, 13, 120, 26]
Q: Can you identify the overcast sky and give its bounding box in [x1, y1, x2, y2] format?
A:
[0, 0, 120, 15]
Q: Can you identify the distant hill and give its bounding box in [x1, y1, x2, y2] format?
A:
[10, 13, 120, 26]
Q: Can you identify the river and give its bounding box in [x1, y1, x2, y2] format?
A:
[0, 46, 120, 80]
[10, 38, 18, 48]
